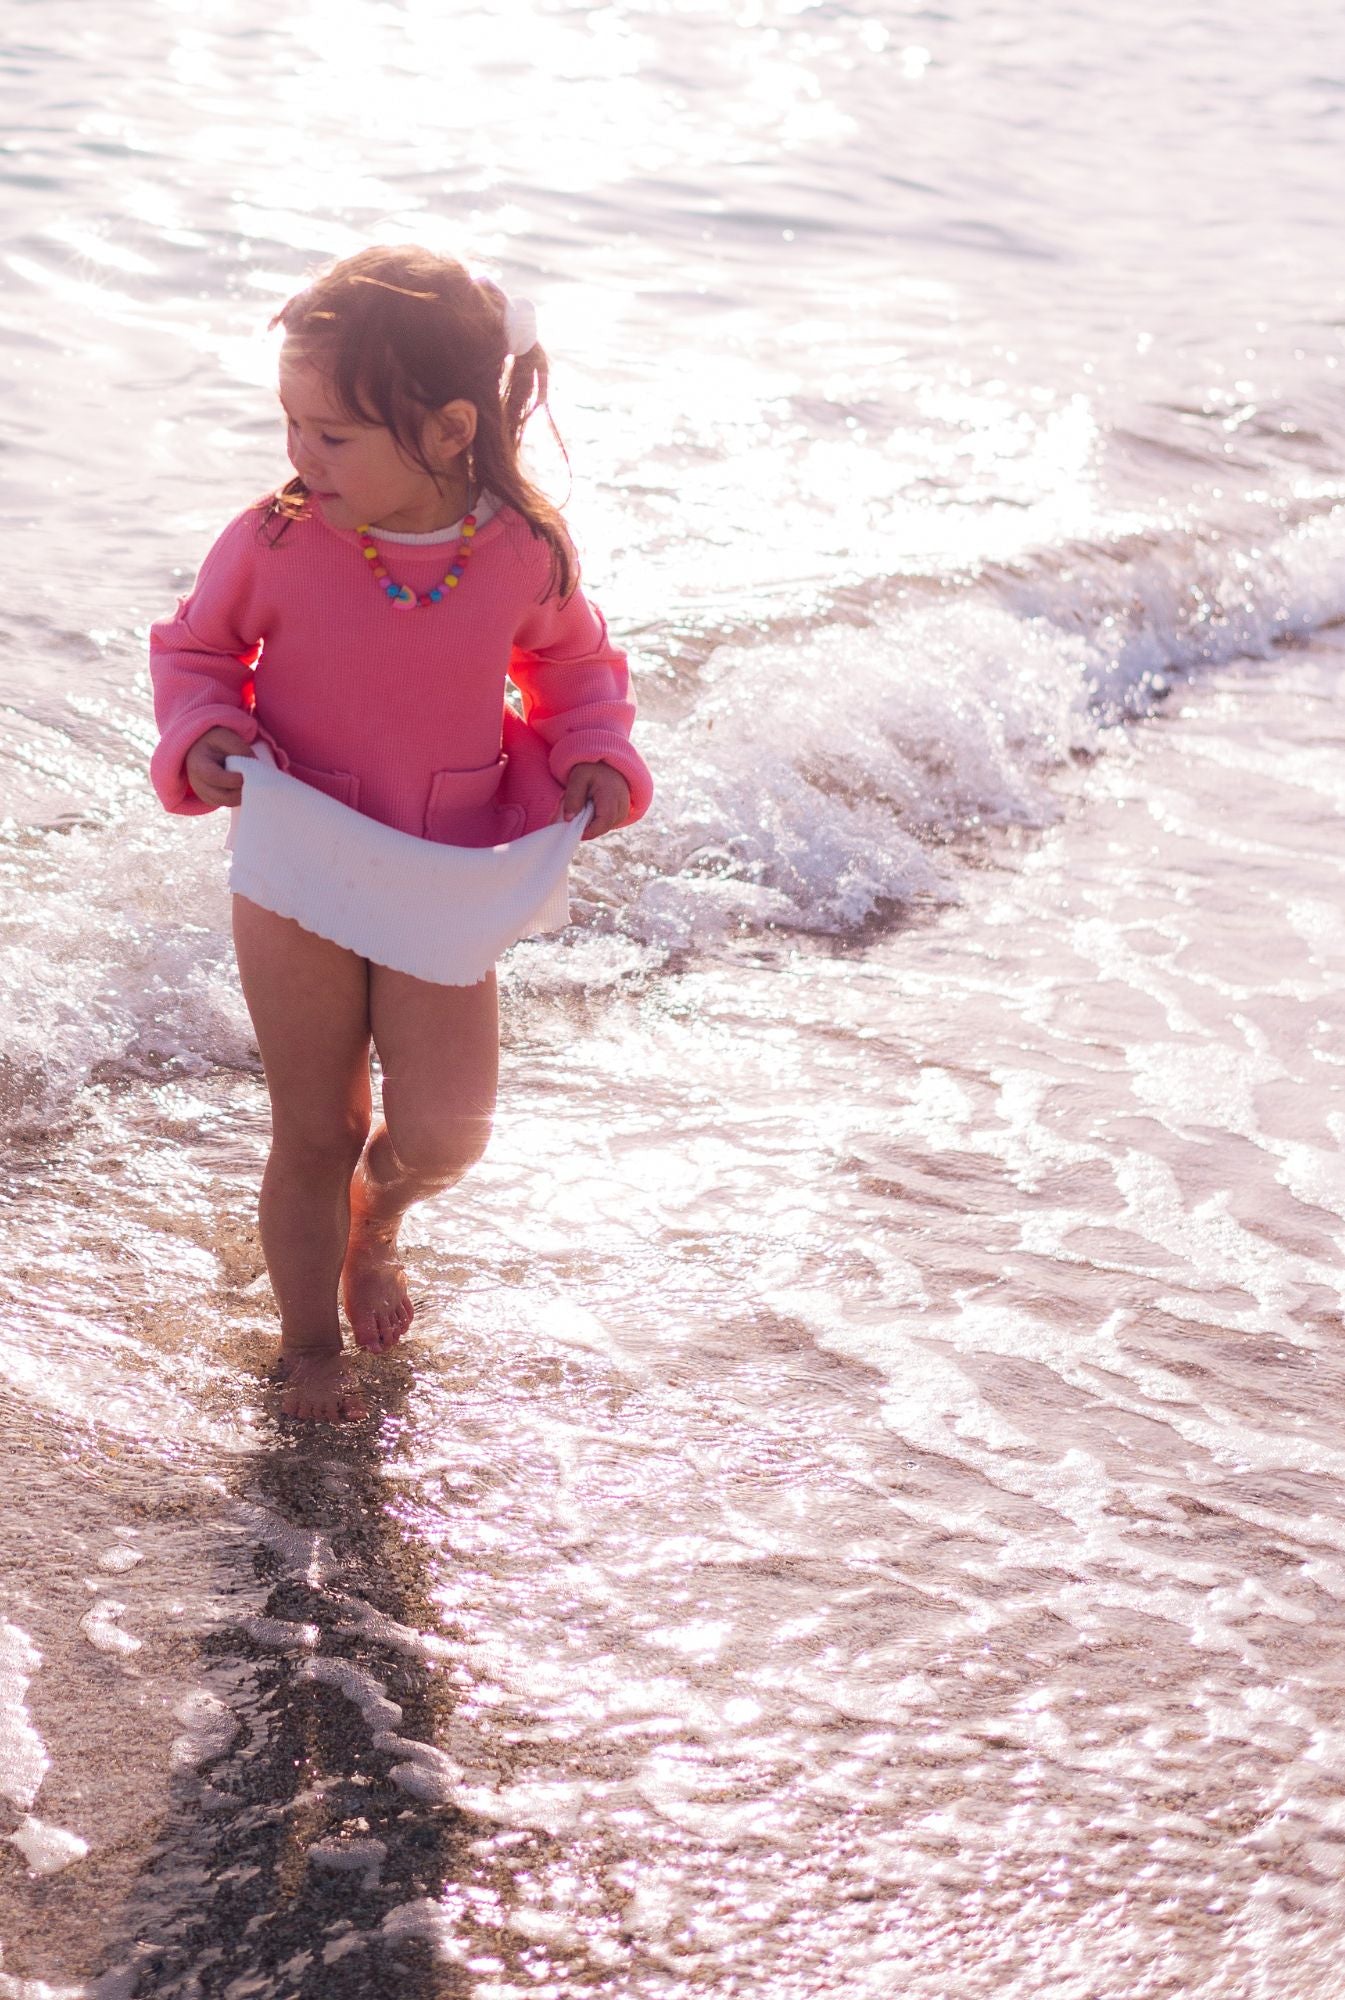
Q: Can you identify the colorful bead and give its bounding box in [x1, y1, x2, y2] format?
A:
[355, 510, 479, 610]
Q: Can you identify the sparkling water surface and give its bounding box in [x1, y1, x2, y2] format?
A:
[1, 2, 1343, 1994]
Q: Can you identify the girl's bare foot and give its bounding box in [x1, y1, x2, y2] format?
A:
[341, 1215, 414, 1353]
[277, 1344, 367, 1423]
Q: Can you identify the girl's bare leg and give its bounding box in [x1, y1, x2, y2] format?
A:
[342, 967, 499, 1352]
[232, 896, 373, 1421]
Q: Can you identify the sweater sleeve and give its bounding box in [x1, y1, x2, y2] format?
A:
[148, 512, 271, 815]
[508, 570, 654, 828]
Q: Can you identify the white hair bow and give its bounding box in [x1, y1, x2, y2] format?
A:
[503, 295, 538, 357]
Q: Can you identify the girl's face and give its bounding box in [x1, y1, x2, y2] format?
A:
[278, 343, 474, 534]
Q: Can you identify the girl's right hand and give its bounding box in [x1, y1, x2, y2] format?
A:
[185, 727, 255, 808]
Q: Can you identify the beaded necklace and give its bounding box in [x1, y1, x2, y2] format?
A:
[355, 510, 478, 609]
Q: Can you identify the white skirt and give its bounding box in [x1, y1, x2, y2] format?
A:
[225, 750, 590, 986]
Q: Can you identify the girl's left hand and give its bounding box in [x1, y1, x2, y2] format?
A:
[562, 761, 631, 839]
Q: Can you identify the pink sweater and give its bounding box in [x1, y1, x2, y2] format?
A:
[149, 500, 653, 847]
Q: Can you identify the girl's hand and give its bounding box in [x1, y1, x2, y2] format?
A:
[185, 726, 255, 808]
[562, 760, 631, 839]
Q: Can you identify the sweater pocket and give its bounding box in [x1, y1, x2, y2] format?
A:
[424, 754, 526, 847]
[289, 762, 361, 811]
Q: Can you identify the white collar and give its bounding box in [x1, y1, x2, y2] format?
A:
[370, 491, 500, 544]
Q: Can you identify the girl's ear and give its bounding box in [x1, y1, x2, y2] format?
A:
[429, 398, 477, 463]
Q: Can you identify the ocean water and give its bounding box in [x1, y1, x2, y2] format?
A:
[1, 1, 1344, 1993]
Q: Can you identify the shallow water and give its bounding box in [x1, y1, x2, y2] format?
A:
[2, 0, 1345, 1993]
[3, 637, 1343, 1997]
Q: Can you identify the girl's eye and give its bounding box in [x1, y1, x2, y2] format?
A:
[283, 417, 348, 449]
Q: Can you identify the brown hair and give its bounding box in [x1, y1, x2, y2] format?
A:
[265, 244, 576, 599]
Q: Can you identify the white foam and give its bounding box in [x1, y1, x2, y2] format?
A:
[233, 1504, 340, 1588]
[93, 1547, 144, 1575]
[0, 1976, 88, 2000]
[447, 1777, 586, 1835]
[380, 1898, 468, 1962]
[78, 1601, 141, 1659]
[368, 1721, 586, 1829]
[306, 1836, 385, 1886]
[238, 1615, 320, 1651]
[624, 598, 1086, 948]
[9, 1816, 90, 1876]
[334, 1599, 458, 1663]
[169, 1691, 240, 1772]
[372, 1733, 466, 1806]
[507, 1905, 581, 1946]
[603, 504, 1345, 954]
[0, 812, 252, 1135]
[0, 1622, 49, 1811]
[298, 1656, 403, 1732]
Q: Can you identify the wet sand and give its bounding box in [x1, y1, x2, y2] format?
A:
[1, 636, 1343, 1997]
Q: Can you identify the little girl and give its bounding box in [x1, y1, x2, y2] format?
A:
[149, 245, 653, 1424]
